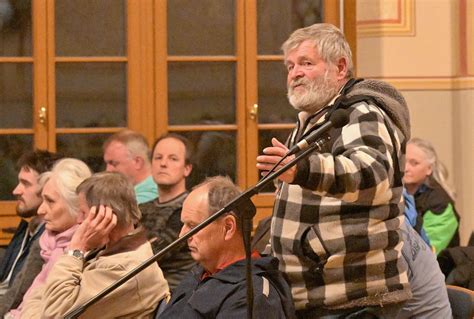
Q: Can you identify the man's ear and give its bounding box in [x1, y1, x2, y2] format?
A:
[335, 57, 348, 80]
[223, 214, 238, 241]
[184, 164, 192, 177]
[133, 155, 145, 170]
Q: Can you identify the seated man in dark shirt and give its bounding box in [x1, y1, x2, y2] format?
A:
[139, 134, 195, 290]
[159, 176, 295, 318]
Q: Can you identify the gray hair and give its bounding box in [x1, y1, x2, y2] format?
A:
[193, 176, 242, 232]
[76, 172, 142, 228]
[407, 138, 455, 200]
[39, 158, 92, 217]
[103, 129, 151, 165]
[282, 23, 354, 78]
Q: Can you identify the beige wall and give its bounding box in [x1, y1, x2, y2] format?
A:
[357, 0, 474, 244]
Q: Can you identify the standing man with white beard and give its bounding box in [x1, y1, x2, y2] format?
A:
[257, 23, 412, 318]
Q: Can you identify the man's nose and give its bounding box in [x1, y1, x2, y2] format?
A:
[105, 164, 115, 172]
[288, 65, 304, 81]
[12, 184, 22, 196]
[179, 226, 187, 237]
[160, 159, 168, 167]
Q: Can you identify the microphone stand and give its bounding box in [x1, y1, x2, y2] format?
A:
[64, 141, 324, 319]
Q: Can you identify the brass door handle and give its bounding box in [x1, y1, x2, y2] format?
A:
[249, 104, 258, 121]
[39, 107, 47, 124]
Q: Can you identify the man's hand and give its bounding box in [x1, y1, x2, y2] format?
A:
[69, 205, 117, 252]
[256, 138, 296, 184]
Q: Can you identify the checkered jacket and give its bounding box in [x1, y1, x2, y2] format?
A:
[271, 79, 412, 310]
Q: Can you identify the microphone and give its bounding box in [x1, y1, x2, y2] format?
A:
[287, 109, 349, 156]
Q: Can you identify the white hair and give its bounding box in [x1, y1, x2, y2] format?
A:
[39, 158, 92, 217]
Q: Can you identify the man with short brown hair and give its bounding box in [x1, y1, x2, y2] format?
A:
[139, 133, 195, 290]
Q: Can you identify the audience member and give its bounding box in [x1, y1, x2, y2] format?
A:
[139, 133, 195, 290]
[0, 150, 61, 316]
[18, 172, 169, 318]
[6, 158, 91, 318]
[404, 137, 460, 254]
[159, 176, 295, 318]
[256, 23, 411, 317]
[103, 129, 158, 204]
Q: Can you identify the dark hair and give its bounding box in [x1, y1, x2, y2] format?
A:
[16, 149, 62, 174]
[76, 172, 141, 228]
[194, 175, 242, 232]
[151, 133, 194, 165]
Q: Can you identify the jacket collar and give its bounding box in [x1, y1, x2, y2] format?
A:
[102, 226, 148, 256]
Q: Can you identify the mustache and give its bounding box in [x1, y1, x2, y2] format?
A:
[289, 78, 310, 89]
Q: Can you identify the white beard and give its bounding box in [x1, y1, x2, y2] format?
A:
[287, 71, 339, 114]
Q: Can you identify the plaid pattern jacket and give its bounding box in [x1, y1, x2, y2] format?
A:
[271, 79, 412, 310]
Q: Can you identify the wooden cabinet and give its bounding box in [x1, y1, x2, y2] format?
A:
[0, 0, 355, 245]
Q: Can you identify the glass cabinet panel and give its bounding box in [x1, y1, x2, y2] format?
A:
[257, 0, 323, 55]
[0, 135, 33, 200]
[55, 0, 126, 56]
[168, 0, 235, 55]
[56, 63, 127, 128]
[0, 0, 32, 57]
[168, 62, 236, 125]
[0, 63, 33, 128]
[182, 130, 237, 188]
[56, 133, 111, 173]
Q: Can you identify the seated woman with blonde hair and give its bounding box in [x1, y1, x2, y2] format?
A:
[6, 158, 92, 318]
[21, 172, 169, 318]
[404, 137, 460, 254]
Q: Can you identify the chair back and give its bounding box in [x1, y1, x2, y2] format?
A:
[447, 285, 474, 319]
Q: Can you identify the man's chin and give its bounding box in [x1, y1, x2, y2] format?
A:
[290, 101, 326, 113]
[16, 206, 39, 218]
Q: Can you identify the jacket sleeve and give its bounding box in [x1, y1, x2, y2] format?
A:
[292, 102, 400, 205]
[38, 255, 137, 318]
[18, 283, 45, 319]
[423, 203, 459, 254]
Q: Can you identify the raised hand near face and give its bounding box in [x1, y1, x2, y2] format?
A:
[69, 205, 117, 252]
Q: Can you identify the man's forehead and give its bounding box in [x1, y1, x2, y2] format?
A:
[285, 41, 319, 61]
[155, 138, 186, 154]
[183, 187, 209, 217]
[19, 167, 39, 179]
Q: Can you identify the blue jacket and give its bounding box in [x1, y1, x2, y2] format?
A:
[158, 256, 295, 319]
[0, 219, 45, 286]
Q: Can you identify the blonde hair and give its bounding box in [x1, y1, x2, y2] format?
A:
[281, 23, 353, 79]
[408, 138, 455, 200]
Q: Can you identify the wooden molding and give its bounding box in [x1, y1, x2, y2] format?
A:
[380, 76, 474, 91]
[357, 0, 415, 37]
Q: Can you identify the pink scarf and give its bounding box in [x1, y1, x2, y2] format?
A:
[9, 224, 79, 318]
